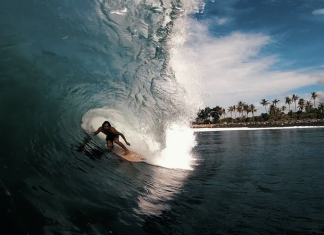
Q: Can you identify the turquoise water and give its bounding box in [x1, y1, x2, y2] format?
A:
[1, 0, 324, 234]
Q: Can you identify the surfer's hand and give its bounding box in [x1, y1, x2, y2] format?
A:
[85, 130, 92, 135]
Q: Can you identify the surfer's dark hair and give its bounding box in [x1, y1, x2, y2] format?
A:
[102, 121, 111, 128]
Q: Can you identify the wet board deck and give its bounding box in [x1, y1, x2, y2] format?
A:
[112, 145, 145, 162]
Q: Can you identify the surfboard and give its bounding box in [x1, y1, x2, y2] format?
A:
[111, 145, 145, 162]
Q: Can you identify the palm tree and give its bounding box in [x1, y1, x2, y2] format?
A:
[249, 104, 257, 121]
[222, 108, 226, 120]
[216, 107, 224, 121]
[237, 106, 243, 119]
[211, 106, 222, 122]
[285, 96, 292, 112]
[305, 101, 313, 113]
[197, 107, 211, 123]
[318, 102, 324, 113]
[281, 106, 287, 113]
[272, 99, 280, 107]
[228, 106, 234, 122]
[260, 99, 270, 113]
[232, 105, 237, 119]
[237, 101, 244, 118]
[311, 91, 319, 107]
[292, 94, 299, 112]
[269, 104, 279, 117]
[298, 98, 305, 112]
[243, 104, 250, 118]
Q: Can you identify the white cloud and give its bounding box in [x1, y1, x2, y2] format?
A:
[318, 91, 324, 103]
[215, 17, 229, 25]
[313, 74, 324, 86]
[174, 20, 323, 115]
[312, 8, 324, 15]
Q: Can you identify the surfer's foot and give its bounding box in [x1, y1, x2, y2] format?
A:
[124, 150, 129, 155]
[108, 144, 114, 150]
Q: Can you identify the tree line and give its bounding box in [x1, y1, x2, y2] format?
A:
[195, 91, 324, 124]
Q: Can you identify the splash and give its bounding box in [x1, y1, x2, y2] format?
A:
[148, 123, 197, 170]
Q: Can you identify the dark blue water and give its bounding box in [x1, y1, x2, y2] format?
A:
[1, 127, 324, 234]
[191, 128, 324, 234]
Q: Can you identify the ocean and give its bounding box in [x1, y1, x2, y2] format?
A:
[1, 0, 324, 234]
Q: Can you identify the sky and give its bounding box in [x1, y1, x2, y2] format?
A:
[183, 0, 324, 115]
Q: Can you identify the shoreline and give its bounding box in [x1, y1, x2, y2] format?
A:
[191, 119, 324, 129]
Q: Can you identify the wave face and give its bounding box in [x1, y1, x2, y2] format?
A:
[0, 0, 203, 169]
[0, 0, 204, 233]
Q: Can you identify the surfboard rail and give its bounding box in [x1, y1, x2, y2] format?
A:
[111, 145, 145, 162]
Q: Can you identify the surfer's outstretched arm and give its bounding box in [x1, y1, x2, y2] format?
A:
[87, 127, 101, 136]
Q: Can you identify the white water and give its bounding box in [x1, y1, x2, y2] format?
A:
[193, 126, 324, 132]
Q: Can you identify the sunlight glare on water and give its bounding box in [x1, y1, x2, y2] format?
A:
[148, 123, 197, 170]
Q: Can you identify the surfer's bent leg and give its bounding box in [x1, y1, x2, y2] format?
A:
[113, 137, 129, 155]
[106, 140, 114, 150]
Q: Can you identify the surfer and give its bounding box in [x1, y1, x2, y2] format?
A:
[86, 121, 130, 155]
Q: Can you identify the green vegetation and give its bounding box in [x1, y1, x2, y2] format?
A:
[194, 91, 324, 124]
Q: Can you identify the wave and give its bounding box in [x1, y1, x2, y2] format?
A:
[76, 0, 203, 169]
[0, 0, 204, 172]
[0, 2, 207, 234]
[0, 0, 204, 169]
[0, 1, 206, 232]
